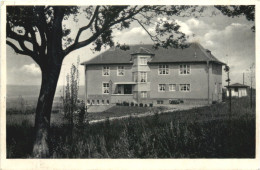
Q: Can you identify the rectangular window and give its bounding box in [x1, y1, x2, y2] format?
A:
[92, 100, 95, 105]
[133, 92, 137, 98]
[87, 100, 90, 105]
[140, 72, 147, 83]
[107, 100, 109, 104]
[169, 84, 176, 91]
[180, 84, 190, 92]
[159, 65, 169, 75]
[133, 72, 138, 82]
[180, 65, 190, 75]
[157, 100, 163, 104]
[117, 66, 125, 76]
[158, 84, 166, 92]
[141, 91, 147, 98]
[117, 85, 122, 94]
[219, 83, 222, 93]
[140, 57, 147, 65]
[102, 100, 105, 105]
[103, 83, 109, 94]
[102, 66, 110, 76]
[97, 100, 100, 105]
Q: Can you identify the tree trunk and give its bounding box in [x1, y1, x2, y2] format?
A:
[32, 63, 62, 158]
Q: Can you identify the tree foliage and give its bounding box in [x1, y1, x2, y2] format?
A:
[62, 58, 80, 126]
[214, 5, 255, 32]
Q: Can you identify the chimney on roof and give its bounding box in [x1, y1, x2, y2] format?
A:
[109, 46, 116, 51]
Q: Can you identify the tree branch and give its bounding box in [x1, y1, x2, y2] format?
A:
[7, 40, 29, 56]
[35, 6, 47, 55]
[74, 6, 100, 44]
[7, 40, 41, 65]
[134, 18, 161, 43]
[63, 6, 145, 56]
[7, 22, 33, 43]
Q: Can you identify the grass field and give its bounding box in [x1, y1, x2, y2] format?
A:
[6, 96, 255, 158]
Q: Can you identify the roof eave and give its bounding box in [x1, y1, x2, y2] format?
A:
[81, 62, 133, 66]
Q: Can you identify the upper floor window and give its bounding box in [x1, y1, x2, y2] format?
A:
[140, 57, 147, 65]
[133, 72, 138, 82]
[103, 83, 109, 94]
[180, 84, 190, 92]
[158, 84, 166, 92]
[103, 66, 110, 76]
[140, 72, 147, 83]
[180, 64, 190, 75]
[169, 84, 176, 91]
[141, 91, 147, 98]
[117, 66, 125, 76]
[159, 65, 169, 75]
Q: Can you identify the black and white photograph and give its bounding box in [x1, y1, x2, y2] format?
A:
[0, 1, 259, 169]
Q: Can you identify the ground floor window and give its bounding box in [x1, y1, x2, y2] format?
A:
[107, 100, 110, 104]
[141, 91, 147, 98]
[103, 83, 109, 94]
[157, 100, 163, 104]
[180, 84, 190, 92]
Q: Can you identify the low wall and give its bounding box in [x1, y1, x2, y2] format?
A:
[111, 94, 134, 104]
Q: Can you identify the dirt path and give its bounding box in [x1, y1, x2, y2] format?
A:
[88, 104, 204, 124]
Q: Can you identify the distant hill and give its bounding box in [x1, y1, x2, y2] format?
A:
[6, 85, 85, 109]
[7, 85, 85, 99]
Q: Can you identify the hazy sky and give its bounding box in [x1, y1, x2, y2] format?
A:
[6, 6, 255, 87]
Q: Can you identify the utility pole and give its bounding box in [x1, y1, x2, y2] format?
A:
[250, 75, 252, 108]
[248, 63, 255, 109]
[224, 65, 231, 115]
[243, 73, 244, 85]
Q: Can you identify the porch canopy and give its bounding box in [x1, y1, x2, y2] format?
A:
[114, 82, 137, 85]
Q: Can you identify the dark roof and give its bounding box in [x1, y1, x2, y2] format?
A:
[131, 47, 155, 55]
[225, 83, 249, 88]
[81, 42, 225, 65]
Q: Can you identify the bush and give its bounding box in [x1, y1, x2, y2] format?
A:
[123, 101, 129, 106]
[169, 100, 179, 104]
[130, 102, 134, 107]
[144, 104, 148, 107]
[212, 101, 217, 104]
[135, 103, 138, 107]
[139, 103, 143, 107]
[149, 103, 153, 107]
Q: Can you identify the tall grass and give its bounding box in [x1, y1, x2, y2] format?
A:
[7, 97, 255, 158]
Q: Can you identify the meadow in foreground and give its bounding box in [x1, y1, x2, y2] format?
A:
[6, 97, 255, 158]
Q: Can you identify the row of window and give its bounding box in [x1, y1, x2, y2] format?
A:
[103, 66, 124, 76]
[158, 84, 190, 92]
[102, 83, 190, 95]
[102, 64, 191, 76]
[87, 99, 110, 105]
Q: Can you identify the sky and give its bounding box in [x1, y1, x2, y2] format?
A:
[6, 6, 255, 87]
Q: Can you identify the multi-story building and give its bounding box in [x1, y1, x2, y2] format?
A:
[81, 42, 225, 106]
